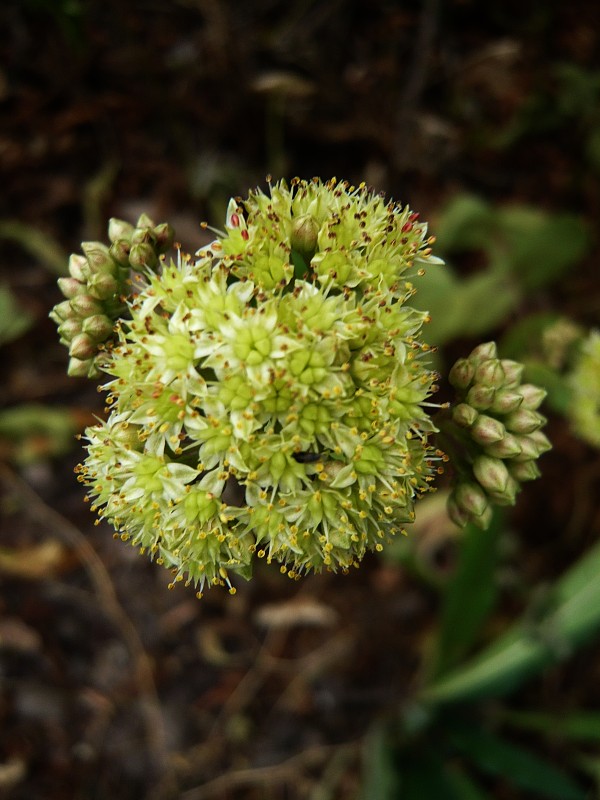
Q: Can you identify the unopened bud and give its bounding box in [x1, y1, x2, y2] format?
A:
[67, 357, 94, 378]
[452, 403, 478, 428]
[517, 384, 547, 410]
[129, 242, 158, 270]
[109, 240, 131, 267]
[154, 222, 175, 252]
[473, 455, 510, 495]
[490, 389, 523, 415]
[69, 333, 96, 360]
[509, 460, 541, 482]
[131, 227, 156, 246]
[499, 359, 524, 388]
[474, 359, 505, 388]
[470, 414, 506, 445]
[484, 433, 522, 459]
[70, 294, 104, 318]
[58, 276, 86, 299]
[468, 342, 498, 367]
[136, 213, 155, 229]
[455, 482, 489, 518]
[486, 474, 519, 506]
[108, 217, 135, 244]
[68, 253, 90, 281]
[111, 421, 143, 451]
[466, 384, 495, 411]
[58, 318, 82, 342]
[81, 242, 117, 276]
[87, 272, 119, 300]
[51, 300, 74, 321]
[504, 408, 546, 435]
[448, 358, 475, 390]
[291, 214, 319, 260]
[82, 314, 114, 342]
[447, 493, 470, 527]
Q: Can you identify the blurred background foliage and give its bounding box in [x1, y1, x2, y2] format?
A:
[1, 0, 600, 798]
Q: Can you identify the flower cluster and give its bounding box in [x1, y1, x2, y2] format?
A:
[444, 342, 551, 528]
[50, 214, 174, 378]
[72, 178, 444, 593]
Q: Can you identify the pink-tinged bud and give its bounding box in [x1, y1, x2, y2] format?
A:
[484, 433, 522, 459]
[58, 276, 86, 299]
[490, 389, 523, 414]
[473, 455, 510, 495]
[68, 253, 90, 281]
[468, 342, 498, 367]
[70, 294, 104, 318]
[69, 333, 96, 360]
[81, 242, 117, 276]
[474, 359, 506, 388]
[455, 482, 488, 518]
[447, 493, 470, 527]
[82, 314, 114, 342]
[499, 359, 524, 388]
[291, 214, 319, 260]
[449, 358, 475, 390]
[509, 459, 541, 482]
[517, 384, 547, 410]
[486, 474, 519, 506]
[526, 429, 552, 456]
[136, 213, 155, 229]
[470, 414, 506, 445]
[129, 242, 158, 270]
[87, 272, 119, 301]
[58, 318, 82, 342]
[154, 222, 175, 252]
[131, 227, 156, 246]
[504, 408, 546, 435]
[51, 300, 74, 321]
[108, 217, 135, 244]
[466, 384, 495, 411]
[67, 357, 94, 378]
[109, 240, 131, 267]
[452, 402, 478, 428]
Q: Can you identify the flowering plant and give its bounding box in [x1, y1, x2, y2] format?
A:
[50, 178, 549, 595]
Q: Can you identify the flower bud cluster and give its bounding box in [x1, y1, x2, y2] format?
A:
[446, 342, 550, 528]
[75, 178, 444, 594]
[50, 214, 174, 378]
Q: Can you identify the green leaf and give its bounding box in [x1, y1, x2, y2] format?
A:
[448, 723, 586, 799]
[501, 709, 600, 742]
[361, 723, 401, 800]
[435, 195, 494, 252]
[456, 271, 521, 336]
[0, 284, 34, 346]
[421, 539, 600, 705]
[0, 219, 68, 275]
[497, 207, 589, 290]
[433, 516, 502, 678]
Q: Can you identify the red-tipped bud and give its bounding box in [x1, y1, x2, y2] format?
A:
[154, 222, 175, 252]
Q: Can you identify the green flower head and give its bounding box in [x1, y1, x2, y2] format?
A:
[75, 178, 444, 595]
